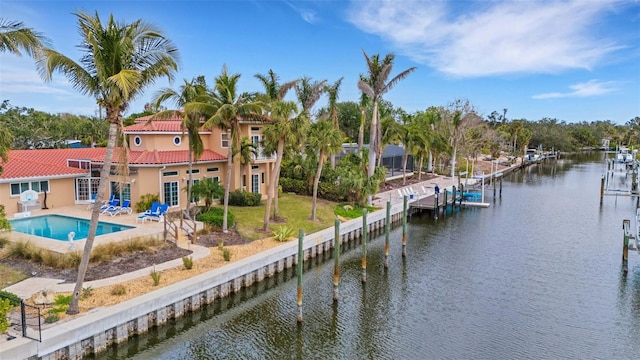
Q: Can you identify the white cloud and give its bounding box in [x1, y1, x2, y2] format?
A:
[532, 80, 618, 99]
[347, 0, 622, 77]
[286, 2, 319, 24]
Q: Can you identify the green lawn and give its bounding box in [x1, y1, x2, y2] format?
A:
[228, 193, 341, 241]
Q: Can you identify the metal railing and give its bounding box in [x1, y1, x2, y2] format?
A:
[1, 293, 42, 342]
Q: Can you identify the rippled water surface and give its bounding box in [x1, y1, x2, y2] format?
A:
[99, 153, 640, 359]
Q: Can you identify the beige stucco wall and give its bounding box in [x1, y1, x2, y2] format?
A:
[1, 177, 79, 217]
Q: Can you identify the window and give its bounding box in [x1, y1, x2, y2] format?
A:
[134, 136, 142, 146]
[186, 169, 200, 174]
[221, 133, 229, 148]
[251, 126, 260, 131]
[261, 172, 265, 184]
[207, 167, 219, 172]
[109, 181, 131, 202]
[163, 171, 178, 177]
[188, 179, 200, 202]
[251, 165, 259, 170]
[252, 174, 260, 193]
[10, 181, 49, 196]
[163, 181, 179, 206]
[173, 136, 181, 146]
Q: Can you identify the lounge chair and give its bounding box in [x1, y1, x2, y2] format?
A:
[136, 202, 167, 223]
[103, 199, 132, 216]
[87, 193, 97, 210]
[99, 198, 119, 213]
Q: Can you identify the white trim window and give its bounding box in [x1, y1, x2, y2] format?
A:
[10, 180, 50, 196]
[173, 136, 182, 146]
[163, 181, 179, 207]
[134, 136, 142, 147]
[221, 133, 229, 148]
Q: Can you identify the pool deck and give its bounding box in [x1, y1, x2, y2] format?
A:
[4, 205, 167, 254]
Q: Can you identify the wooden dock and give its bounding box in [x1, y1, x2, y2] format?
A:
[410, 192, 460, 211]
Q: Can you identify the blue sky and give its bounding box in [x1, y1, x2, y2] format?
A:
[1, 0, 639, 124]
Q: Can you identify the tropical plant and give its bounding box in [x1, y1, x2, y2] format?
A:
[150, 267, 161, 286]
[272, 225, 295, 242]
[37, 11, 179, 315]
[306, 119, 343, 220]
[152, 77, 208, 214]
[238, 136, 258, 190]
[187, 65, 264, 233]
[262, 100, 308, 230]
[358, 50, 416, 205]
[182, 256, 193, 270]
[446, 99, 482, 178]
[190, 178, 224, 212]
[323, 77, 343, 168]
[0, 18, 48, 57]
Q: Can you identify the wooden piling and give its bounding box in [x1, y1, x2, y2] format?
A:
[600, 175, 605, 202]
[333, 219, 340, 302]
[623, 219, 630, 273]
[384, 201, 391, 268]
[452, 185, 456, 209]
[297, 229, 304, 322]
[402, 195, 408, 258]
[443, 190, 448, 213]
[361, 208, 368, 283]
[499, 176, 503, 197]
[433, 192, 439, 219]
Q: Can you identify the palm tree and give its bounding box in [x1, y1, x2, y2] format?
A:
[189, 65, 264, 232]
[153, 78, 207, 215]
[324, 78, 343, 168]
[254, 69, 298, 102]
[238, 136, 258, 191]
[447, 99, 482, 178]
[357, 50, 416, 205]
[0, 18, 48, 57]
[190, 177, 224, 212]
[0, 19, 48, 174]
[37, 11, 179, 314]
[262, 100, 308, 230]
[306, 119, 343, 220]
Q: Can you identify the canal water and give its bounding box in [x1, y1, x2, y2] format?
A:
[99, 153, 640, 359]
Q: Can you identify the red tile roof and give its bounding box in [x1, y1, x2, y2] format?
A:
[1, 147, 226, 181]
[124, 120, 211, 133]
[1, 148, 105, 180]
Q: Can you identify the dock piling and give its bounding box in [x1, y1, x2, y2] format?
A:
[384, 201, 390, 268]
[623, 219, 630, 273]
[297, 229, 304, 322]
[361, 209, 368, 283]
[333, 219, 340, 302]
[402, 196, 407, 258]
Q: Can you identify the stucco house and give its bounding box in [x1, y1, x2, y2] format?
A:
[0, 115, 275, 218]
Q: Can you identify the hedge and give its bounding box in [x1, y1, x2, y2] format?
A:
[228, 190, 261, 206]
[196, 207, 235, 228]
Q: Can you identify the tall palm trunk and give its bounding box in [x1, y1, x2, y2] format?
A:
[67, 119, 118, 314]
[418, 153, 425, 180]
[367, 101, 379, 206]
[263, 139, 284, 230]
[273, 170, 280, 219]
[186, 143, 192, 214]
[402, 150, 409, 185]
[358, 109, 365, 152]
[311, 149, 325, 221]
[222, 143, 233, 232]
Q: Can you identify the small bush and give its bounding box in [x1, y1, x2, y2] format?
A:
[0, 290, 21, 307]
[6, 240, 38, 260]
[182, 256, 193, 270]
[272, 226, 295, 242]
[44, 313, 60, 324]
[54, 294, 72, 306]
[0, 298, 11, 333]
[334, 203, 376, 219]
[81, 287, 93, 300]
[279, 177, 309, 195]
[218, 239, 224, 250]
[150, 267, 161, 286]
[228, 190, 262, 206]
[91, 237, 160, 263]
[222, 248, 232, 261]
[318, 182, 348, 202]
[111, 284, 127, 296]
[0, 237, 9, 248]
[135, 193, 161, 213]
[197, 207, 235, 229]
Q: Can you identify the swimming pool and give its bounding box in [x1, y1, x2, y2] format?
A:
[9, 214, 134, 241]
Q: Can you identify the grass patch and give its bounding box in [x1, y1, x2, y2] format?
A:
[230, 193, 338, 241]
[0, 263, 28, 288]
[334, 203, 377, 219]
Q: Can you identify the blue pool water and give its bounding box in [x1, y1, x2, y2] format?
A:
[9, 215, 134, 241]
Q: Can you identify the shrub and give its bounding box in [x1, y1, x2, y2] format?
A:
[150, 267, 161, 286]
[0, 290, 21, 307]
[0, 237, 9, 248]
[0, 298, 11, 333]
[197, 207, 235, 229]
[6, 240, 38, 260]
[135, 193, 160, 213]
[279, 177, 309, 195]
[222, 248, 232, 261]
[0, 204, 10, 231]
[182, 256, 193, 270]
[334, 203, 376, 220]
[318, 182, 348, 202]
[111, 285, 127, 296]
[272, 226, 295, 242]
[44, 313, 59, 324]
[228, 190, 261, 206]
[81, 287, 93, 300]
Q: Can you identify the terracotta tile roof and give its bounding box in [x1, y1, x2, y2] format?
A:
[1, 148, 105, 180]
[124, 120, 211, 133]
[126, 149, 226, 164]
[1, 147, 226, 181]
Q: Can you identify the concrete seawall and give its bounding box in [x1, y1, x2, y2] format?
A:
[3, 201, 409, 360]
